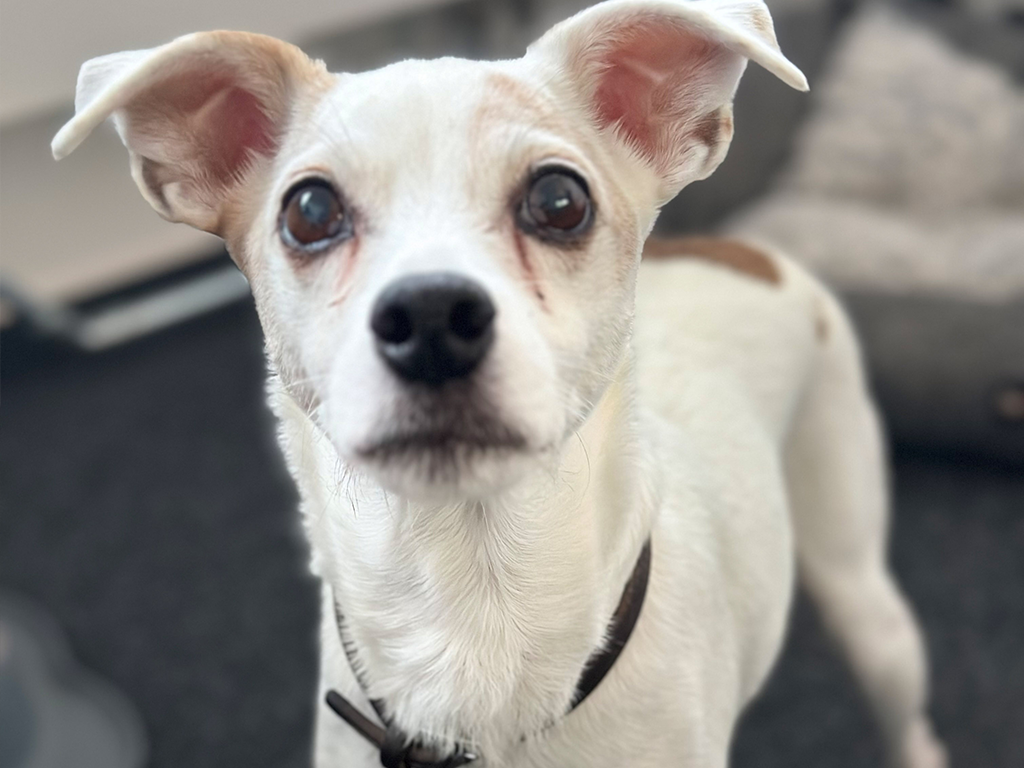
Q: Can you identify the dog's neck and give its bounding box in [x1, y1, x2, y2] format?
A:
[271, 355, 658, 756]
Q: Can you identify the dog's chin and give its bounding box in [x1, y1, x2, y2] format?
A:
[352, 427, 536, 501]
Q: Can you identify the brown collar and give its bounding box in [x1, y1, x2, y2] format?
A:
[326, 538, 652, 768]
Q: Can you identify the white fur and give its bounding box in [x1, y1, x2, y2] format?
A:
[53, 1, 945, 766]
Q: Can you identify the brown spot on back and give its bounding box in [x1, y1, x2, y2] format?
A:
[643, 236, 781, 285]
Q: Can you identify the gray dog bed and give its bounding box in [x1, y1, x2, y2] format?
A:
[724, 3, 1024, 462]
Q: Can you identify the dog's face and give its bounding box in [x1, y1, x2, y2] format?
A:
[250, 57, 657, 499]
[53, 0, 805, 500]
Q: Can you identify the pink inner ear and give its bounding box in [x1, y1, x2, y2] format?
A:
[136, 67, 280, 189]
[592, 18, 721, 161]
[192, 82, 278, 185]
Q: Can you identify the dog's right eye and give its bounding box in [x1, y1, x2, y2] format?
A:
[280, 181, 350, 251]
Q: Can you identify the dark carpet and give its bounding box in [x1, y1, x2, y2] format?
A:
[1, 298, 1022, 767]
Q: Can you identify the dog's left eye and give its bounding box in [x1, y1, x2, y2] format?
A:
[280, 181, 349, 251]
[518, 168, 593, 240]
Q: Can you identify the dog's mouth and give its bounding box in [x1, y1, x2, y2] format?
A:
[358, 423, 528, 466]
[354, 392, 531, 484]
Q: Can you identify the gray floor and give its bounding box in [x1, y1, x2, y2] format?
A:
[1, 299, 1022, 767]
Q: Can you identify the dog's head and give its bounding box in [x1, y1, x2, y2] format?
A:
[54, 0, 805, 500]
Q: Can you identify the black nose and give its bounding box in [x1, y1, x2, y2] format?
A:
[370, 272, 496, 386]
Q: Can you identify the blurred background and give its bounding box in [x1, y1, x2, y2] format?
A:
[1, 0, 1022, 766]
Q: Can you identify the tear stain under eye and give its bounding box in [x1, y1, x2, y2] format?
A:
[512, 227, 547, 308]
[327, 237, 361, 307]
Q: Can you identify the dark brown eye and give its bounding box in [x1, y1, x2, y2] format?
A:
[280, 181, 349, 250]
[519, 168, 593, 240]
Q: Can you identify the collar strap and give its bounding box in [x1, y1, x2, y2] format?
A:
[326, 538, 651, 768]
[570, 538, 651, 710]
[325, 690, 476, 768]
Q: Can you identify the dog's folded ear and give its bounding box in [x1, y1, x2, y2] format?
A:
[527, 0, 807, 200]
[51, 32, 329, 235]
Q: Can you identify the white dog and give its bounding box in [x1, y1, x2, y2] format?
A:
[52, 1, 948, 766]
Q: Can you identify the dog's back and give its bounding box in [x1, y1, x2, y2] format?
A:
[637, 236, 823, 442]
[635, 236, 945, 767]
